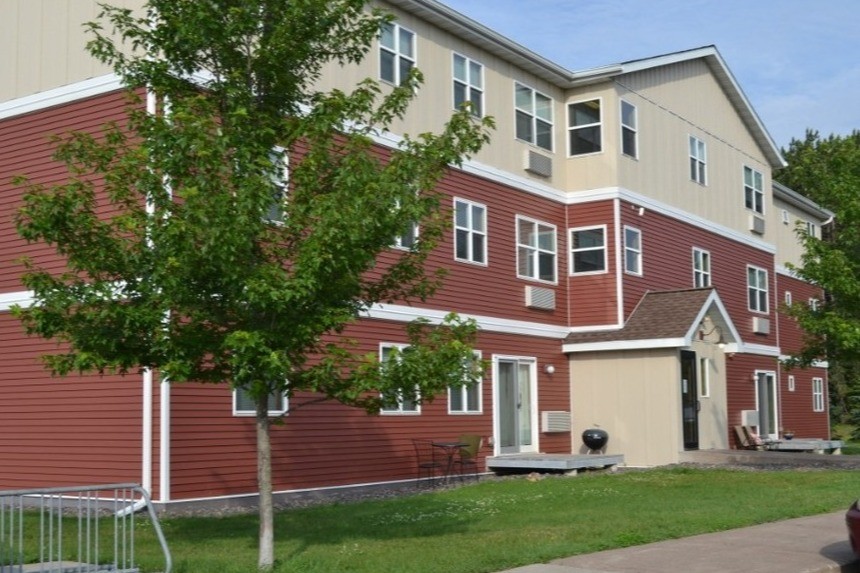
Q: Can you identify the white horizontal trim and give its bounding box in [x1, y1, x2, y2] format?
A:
[0, 74, 123, 120]
[364, 303, 570, 339]
[738, 342, 781, 357]
[562, 337, 688, 353]
[0, 291, 34, 311]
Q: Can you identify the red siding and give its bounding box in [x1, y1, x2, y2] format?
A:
[567, 200, 618, 326]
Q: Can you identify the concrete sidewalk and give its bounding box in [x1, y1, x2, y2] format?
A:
[497, 511, 860, 573]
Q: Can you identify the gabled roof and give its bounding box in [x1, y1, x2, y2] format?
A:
[773, 181, 833, 222]
[386, 2, 785, 169]
[562, 288, 740, 353]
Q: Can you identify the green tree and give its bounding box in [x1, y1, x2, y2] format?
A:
[13, 1, 492, 569]
[777, 130, 860, 433]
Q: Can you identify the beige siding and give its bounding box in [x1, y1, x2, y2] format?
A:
[316, 1, 567, 187]
[771, 198, 818, 269]
[0, 0, 143, 105]
[570, 344, 728, 467]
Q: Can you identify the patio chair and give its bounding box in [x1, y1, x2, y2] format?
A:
[742, 425, 780, 450]
[733, 425, 758, 450]
[412, 438, 442, 488]
[455, 434, 483, 482]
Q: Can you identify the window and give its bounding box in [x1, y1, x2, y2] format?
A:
[454, 198, 487, 264]
[785, 291, 792, 306]
[744, 166, 764, 214]
[568, 99, 601, 156]
[265, 147, 288, 223]
[379, 22, 415, 85]
[515, 83, 553, 151]
[570, 226, 606, 274]
[453, 53, 483, 117]
[747, 266, 768, 313]
[782, 209, 790, 224]
[693, 248, 711, 288]
[788, 375, 796, 392]
[812, 377, 825, 412]
[392, 197, 418, 249]
[699, 357, 711, 398]
[620, 100, 637, 158]
[689, 136, 707, 184]
[806, 221, 818, 238]
[517, 217, 556, 282]
[234, 387, 288, 416]
[380, 344, 420, 414]
[809, 297, 820, 311]
[623, 226, 642, 275]
[448, 352, 482, 414]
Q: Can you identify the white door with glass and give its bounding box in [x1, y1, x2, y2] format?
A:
[495, 357, 538, 454]
[755, 371, 778, 439]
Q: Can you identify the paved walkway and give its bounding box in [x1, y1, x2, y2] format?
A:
[497, 510, 859, 573]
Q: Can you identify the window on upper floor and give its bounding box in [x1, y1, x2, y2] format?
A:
[806, 221, 818, 238]
[516, 216, 556, 283]
[812, 377, 825, 412]
[391, 195, 419, 250]
[515, 83, 553, 151]
[380, 344, 420, 414]
[809, 297, 820, 311]
[234, 386, 288, 417]
[454, 198, 487, 265]
[788, 374, 795, 392]
[264, 147, 289, 223]
[747, 265, 768, 313]
[689, 136, 707, 185]
[693, 248, 711, 288]
[620, 100, 638, 158]
[379, 22, 415, 85]
[623, 226, 642, 275]
[782, 209, 790, 224]
[744, 166, 764, 215]
[568, 99, 602, 156]
[570, 226, 606, 274]
[453, 53, 483, 117]
[448, 351, 482, 414]
[785, 291, 793, 306]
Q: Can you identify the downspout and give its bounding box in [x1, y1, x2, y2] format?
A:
[159, 94, 173, 503]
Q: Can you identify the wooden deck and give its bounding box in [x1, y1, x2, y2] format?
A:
[767, 439, 843, 453]
[487, 453, 624, 475]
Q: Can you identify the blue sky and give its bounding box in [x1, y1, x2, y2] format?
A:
[442, 0, 859, 151]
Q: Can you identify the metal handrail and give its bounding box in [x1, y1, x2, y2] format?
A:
[0, 483, 171, 573]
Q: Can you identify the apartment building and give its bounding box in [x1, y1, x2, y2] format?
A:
[0, 0, 831, 507]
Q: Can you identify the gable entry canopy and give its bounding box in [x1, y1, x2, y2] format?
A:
[562, 288, 740, 354]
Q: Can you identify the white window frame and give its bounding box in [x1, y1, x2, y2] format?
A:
[448, 350, 483, 415]
[568, 98, 602, 156]
[392, 196, 419, 250]
[747, 265, 769, 313]
[782, 209, 790, 224]
[785, 291, 793, 306]
[380, 343, 421, 415]
[620, 100, 638, 158]
[454, 197, 488, 265]
[693, 248, 711, 288]
[453, 53, 484, 117]
[788, 374, 796, 392]
[812, 377, 825, 412]
[809, 297, 820, 311]
[623, 226, 642, 276]
[516, 216, 557, 283]
[569, 225, 607, 275]
[514, 82, 553, 151]
[233, 387, 288, 417]
[265, 146, 289, 223]
[806, 221, 818, 238]
[379, 22, 415, 86]
[689, 135, 707, 185]
[699, 357, 711, 398]
[744, 166, 764, 215]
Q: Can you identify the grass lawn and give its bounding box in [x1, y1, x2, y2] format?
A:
[127, 466, 860, 572]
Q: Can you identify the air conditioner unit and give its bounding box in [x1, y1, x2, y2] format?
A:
[752, 316, 770, 334]
[541, 411, 571, 433]
[525, 285, 555, 310]
[749, 214, 765, 235]
[523, 150, 552, 177]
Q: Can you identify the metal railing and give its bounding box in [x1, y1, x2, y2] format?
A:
[0, 483, 171, 573]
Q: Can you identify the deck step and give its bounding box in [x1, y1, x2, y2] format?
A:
[487, 453, 623, 473]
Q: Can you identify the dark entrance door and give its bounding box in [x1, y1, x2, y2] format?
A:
[680, 350, 699, 450]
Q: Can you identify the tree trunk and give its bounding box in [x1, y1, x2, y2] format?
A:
[256, 396, 274, 570]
